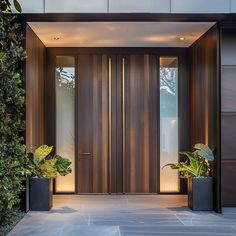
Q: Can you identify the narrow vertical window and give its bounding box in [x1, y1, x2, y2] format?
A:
[55, 56, 75, 192]
[160, 57, 179, 193]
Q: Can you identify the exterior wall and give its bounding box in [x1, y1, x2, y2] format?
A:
[221, 25, 236, 207]
[16, 0, 236, 13]
[26, 25, 46, 147]
[189, 25, 220, 212]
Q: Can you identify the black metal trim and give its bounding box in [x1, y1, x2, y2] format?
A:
[14, 13, 236, 23]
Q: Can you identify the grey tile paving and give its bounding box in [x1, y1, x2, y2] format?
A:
[8, 195, 236, 236]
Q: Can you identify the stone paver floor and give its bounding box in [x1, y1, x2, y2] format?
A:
[8, 195, 236, 236]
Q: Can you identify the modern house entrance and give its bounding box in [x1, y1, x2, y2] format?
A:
[23, 19, 223, 212]
[46, 48, 187, 194]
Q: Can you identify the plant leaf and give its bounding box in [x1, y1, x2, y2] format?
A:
[33, 145, 53, 164]
[194, 143, 214, 161]
[13, 0, 22, 13]
[54, 155, 72, 176]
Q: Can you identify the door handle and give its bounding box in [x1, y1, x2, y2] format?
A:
[79, 152, 93, 159]
[79, 152, 92, 155]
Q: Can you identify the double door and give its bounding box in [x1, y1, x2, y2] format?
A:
[77, 54, 159, 193]
[49, 49, 183, 194]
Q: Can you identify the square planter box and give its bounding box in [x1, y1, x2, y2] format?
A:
[29, 178, 53, 211]
[188, 177, 213, 211]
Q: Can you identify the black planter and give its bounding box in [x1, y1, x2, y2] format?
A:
[188, 177, 213, 211]
[29, 178, 53, 211]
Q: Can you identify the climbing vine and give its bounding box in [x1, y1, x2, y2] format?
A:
[0, 0, 26, 225]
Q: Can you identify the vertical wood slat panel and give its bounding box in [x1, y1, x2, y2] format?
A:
[111, 56, 123, 193]
[189, 25, 220, 212]
[190, 27, 218, 148]
[124, 54, 158, 193]
[26, 25, 45, 148]
[78, 54, 93, 193]
[78, 54, 109, 193]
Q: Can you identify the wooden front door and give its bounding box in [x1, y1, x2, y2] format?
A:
[76, 54, 158, 193]
[77, 54, 110, 193]
[123, 55, 159, 193]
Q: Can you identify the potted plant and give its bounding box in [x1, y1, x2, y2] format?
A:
[26, 145, 72, 211]
[163, 143, 214, 211]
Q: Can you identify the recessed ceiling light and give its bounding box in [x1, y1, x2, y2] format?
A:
[53, 37, 60, 40]
[179, 37, 185, 41]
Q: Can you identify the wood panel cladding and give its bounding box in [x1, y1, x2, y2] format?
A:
[77, 54, 109, 193]
[189, 25, 220, 212]
[45, 48, 189, 195]
[122, 55, 158, 193]
[189, 25, 218, 149]
[26, 24, 46, 147]
[221, 26, 236, 207]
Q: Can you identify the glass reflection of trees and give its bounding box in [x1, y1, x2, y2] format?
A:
[160, 67, 178, 116]
[56, 67, 75, 90]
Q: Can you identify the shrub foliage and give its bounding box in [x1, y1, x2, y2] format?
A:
[0, 0, 26, 225]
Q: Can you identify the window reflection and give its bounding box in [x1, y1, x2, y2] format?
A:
[55, 56, 75, 193]
[56, 67, 75, 89]
[160, 57, 179, 193]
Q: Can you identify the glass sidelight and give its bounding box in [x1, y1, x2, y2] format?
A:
[159, 57, 179, 193]
[55, 56, 75, 192]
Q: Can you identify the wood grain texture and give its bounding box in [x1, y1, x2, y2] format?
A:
[123, 55, 158, 193]
[189, 25, 220, 212]
[189, 26, 218, 148]
[45, 48, 189, 195]
[26, 24, 46, 148]
[77, 54, 109, 193]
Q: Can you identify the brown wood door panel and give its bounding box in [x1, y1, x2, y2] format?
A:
[77, 53, 159, 194]
[110, 55, 123, 193]
[77, 54, 109, 193]
[45, 48, 189, 195]
[123, 55, 158, 193]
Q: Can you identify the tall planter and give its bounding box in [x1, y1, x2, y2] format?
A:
[29, 178, 53, 211]
[188, 177, 213, 211]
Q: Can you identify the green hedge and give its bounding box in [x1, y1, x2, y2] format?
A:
[0, 0, 26, 225]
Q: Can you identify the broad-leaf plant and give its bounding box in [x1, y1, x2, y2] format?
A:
[163, 143, 214, 178]
[26, 145, 72, 179]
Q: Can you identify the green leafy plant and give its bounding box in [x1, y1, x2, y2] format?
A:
[26, 145, 72, 178]
[163, 143, 214, 178]
[0, 0, 26, 226]
[0, 0, 22, 13]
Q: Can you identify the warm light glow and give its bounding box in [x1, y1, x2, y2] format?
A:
[55, 56, 75, 193]
[28, 22, 215, 47]
[160, 57, 179, 193]
[179, 37, 185, 41]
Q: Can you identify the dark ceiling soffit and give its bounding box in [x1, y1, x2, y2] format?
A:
[14, 13, 236, 23]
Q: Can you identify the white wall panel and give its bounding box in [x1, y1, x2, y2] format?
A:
[231, 0, 236, 12]
[45, 0, 107, 13]
[13, 0, 44, 13]
[171, 0, 230, 13]
[109, 0, 170, 13]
